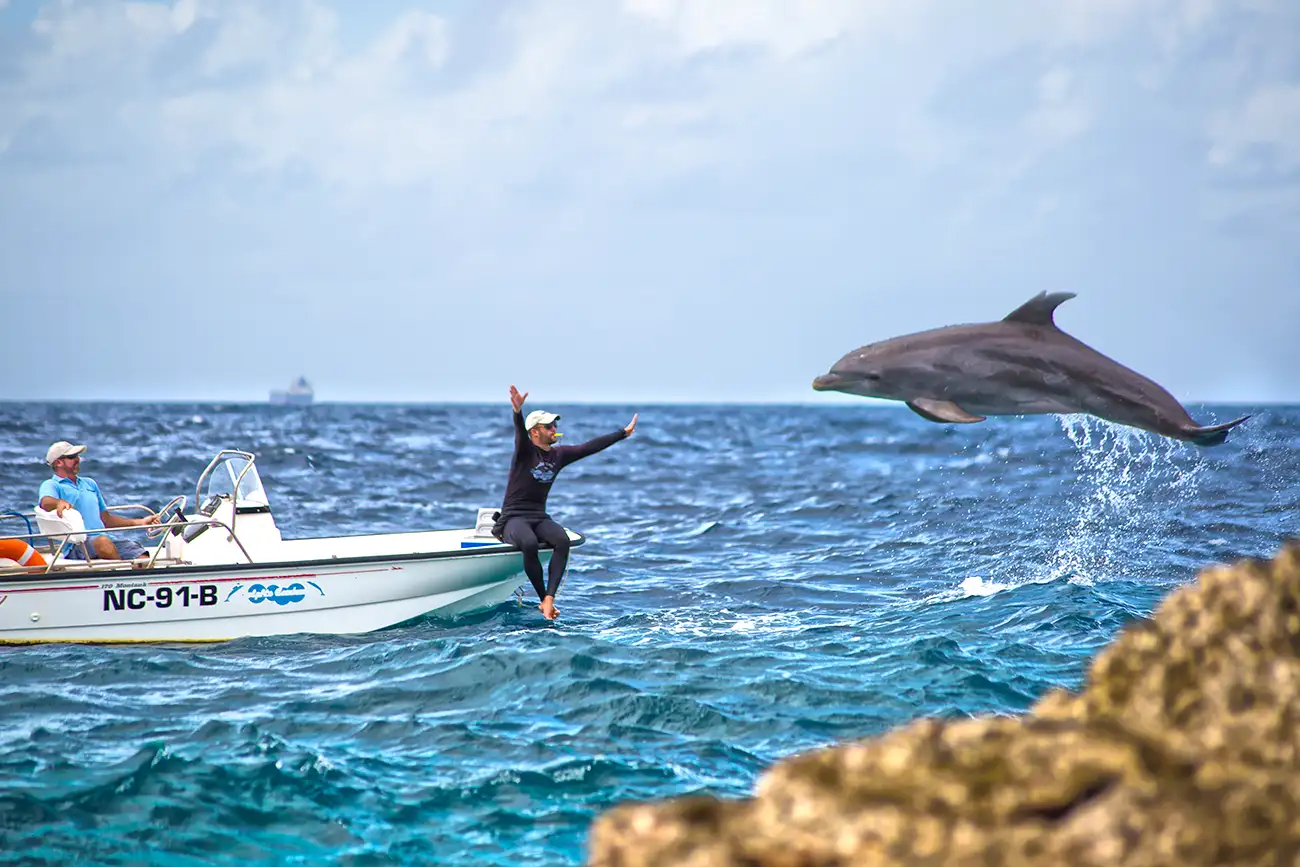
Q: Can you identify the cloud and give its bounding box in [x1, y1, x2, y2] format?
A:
[0, 0, 1297, 402]
[1209, 84, 1300, 173]
[622, 0, 866, 58]
[2, 0, 1273, 198]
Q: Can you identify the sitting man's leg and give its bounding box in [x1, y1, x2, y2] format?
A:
[535, 519, 571, 599]
[91, 535, 121, 559]
[74, 536, 147, 561]
[502, 518, 545, 602]
[114, 538, 149, 560]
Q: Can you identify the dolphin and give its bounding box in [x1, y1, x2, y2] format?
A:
[811, 292, 1249, 446]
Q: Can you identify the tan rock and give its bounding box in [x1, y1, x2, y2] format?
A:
[588, 543, 1300, 866]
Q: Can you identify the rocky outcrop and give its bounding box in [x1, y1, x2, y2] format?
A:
[588, 543, 1300, 866]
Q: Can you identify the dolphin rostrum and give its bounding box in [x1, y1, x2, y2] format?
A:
[811, 292, 1249, 446]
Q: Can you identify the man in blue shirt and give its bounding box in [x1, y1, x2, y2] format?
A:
[38, 441, 159, 560]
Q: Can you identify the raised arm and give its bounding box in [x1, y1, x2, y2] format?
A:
[510, 384, 529, 445]
[556, 413, 638, 465]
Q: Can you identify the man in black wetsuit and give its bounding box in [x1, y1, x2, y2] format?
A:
[494, 384, 637, 621]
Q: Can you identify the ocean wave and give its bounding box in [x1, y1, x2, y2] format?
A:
[0, 401, 1292, 865]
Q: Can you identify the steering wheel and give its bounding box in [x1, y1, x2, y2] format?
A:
[146, 495, 188, 539]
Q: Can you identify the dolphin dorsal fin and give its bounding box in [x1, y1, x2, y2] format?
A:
[1002, 291, 1077, 326]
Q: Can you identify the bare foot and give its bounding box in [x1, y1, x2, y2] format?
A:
[539, 597, 559, 620]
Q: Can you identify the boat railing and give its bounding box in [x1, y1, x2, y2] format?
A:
[0, 511, 35, 539]
[194, 450, 259, 539]
[0, 511, 255, 576]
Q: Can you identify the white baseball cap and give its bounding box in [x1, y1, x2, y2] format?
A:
[46, 441, 87, 465]
[524, 410, 561, 430]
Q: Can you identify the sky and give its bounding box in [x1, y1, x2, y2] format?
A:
[0, 0, 1297, 404]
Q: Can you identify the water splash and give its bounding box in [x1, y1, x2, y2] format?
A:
[958, 575, 1010, 597]
[1233, 410, 1300, 511]
[1046, 415, 1205, 585]
[917, 574, 1015, 606]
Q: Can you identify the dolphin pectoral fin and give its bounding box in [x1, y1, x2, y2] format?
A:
[907, 399, 987, 424]
[1186, 415, 1251, 447]
[1003, 291, 1077, 326]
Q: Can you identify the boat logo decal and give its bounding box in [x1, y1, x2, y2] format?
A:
[226, 581, 325, 605]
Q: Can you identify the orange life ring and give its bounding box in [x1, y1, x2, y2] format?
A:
[0, 538, 47, 567]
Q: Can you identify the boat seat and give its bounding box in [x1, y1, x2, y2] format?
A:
[32, 506, 94, 565]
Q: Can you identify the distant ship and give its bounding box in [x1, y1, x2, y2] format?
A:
[270, 376, 314, 406]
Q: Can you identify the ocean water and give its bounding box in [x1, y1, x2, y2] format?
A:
[0, 402, 1295, 866]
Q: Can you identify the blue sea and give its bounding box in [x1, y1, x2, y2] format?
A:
[0, 402, 1295, 865]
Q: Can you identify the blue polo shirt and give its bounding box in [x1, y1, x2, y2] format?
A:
[38, 475, 108, 532]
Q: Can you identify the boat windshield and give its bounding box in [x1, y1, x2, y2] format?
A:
[205, 457, 270, 508]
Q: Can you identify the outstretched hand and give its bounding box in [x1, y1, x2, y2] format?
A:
[624, 413, 638, 436]
[510, 385, 528, 414]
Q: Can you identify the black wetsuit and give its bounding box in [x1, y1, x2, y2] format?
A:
[493, 411, 627, 600]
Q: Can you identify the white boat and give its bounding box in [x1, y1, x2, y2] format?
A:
[0, 450, 576, 643]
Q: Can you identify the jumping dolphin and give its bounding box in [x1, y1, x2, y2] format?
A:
[811, 292, 1249, 446]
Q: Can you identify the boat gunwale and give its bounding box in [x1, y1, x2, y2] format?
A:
[0, 529, 586, 586]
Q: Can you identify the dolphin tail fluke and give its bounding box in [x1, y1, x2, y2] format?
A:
[1187, 415, 1251, 447]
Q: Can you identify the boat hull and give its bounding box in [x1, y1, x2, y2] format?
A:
[0, 547, 551, 643]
